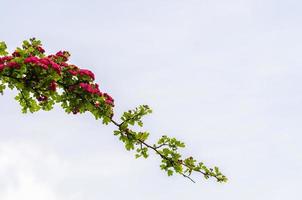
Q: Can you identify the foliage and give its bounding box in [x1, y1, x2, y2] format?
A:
[0, 38, 227, 183]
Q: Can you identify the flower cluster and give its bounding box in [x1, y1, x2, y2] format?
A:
[104, 93, 114, 106]
[0, 38, 114, 112]
[66, 65, 95, 80]
[0, 56, 20, 70]
[24, 56, 60, 73]
[78, 83, 114, 106]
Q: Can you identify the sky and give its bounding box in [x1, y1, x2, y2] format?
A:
[0, 0, 302, 199]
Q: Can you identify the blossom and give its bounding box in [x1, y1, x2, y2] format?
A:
[60, 62, 69, 67]
[6, 62, 20, 68]
[104, 93, 114, 106]
[24, 57, 50, 70]
[79, 83, 101, 95]
[0, 56, 13, 64]
[49, 60, 61, 74]
[3, 56, 13, 61]
[36, 58, 50, 70]
[39, 58, 50, 65]
[36, 46, 45, 53]
[79, 69, 95, 80]
[68, 69, 78, 76]
[66, 65, 79, 76]
[24, 56, 39, 64]
[79, 83, 95, 94]
[55, 51, 70, 62]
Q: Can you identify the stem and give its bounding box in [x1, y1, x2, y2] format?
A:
[110, 118, 207, 183]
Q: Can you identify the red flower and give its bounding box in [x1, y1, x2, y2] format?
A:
[36, 46, 45, 53]
[2, 56, 13, 61]
[49, 61, 61, 74]
[6, 62, 20, 68]
[68, 69, 78, 76]
[47, 55, 56, 60]
[55, 51, 70, 62]
[104, 93, 114, 106]
[67, 65, 79, 75]
[79, 83, 101, 95]
[60, 62, 69, 67]
[105, 99, 114, 105]
[0, 56, 13, 64]
[39, 58, 50, 65]
[79, 69, 95, 80]
[94, 84, 102, 96]
[79, 82, 93, 93]
[36, 58, 50, 70]
[24, 56, 39, 64]
[49, 81, 57, 91]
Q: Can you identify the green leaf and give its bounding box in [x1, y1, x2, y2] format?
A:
[0, 41, 8, 56]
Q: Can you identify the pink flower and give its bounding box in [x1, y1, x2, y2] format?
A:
[24, 56, 39, 64]
[55, 51, 64, 57]
[47, 55, 56, 60]
[103, 93, 114, 106]
[49, 61, 61, 74]
[79, 82, 88, 89]
[0, 56, 13, 64]
[24, 57, 50, 70]
[49, 81, 57, 91]
[67, 65, 79, 75]
[39, 58, 50, 65]
[60, 62, 69, 67]
[6, 62, 20, 69]
[68, 69, 78, 76]
[105, 99, 114, 106]
[55, 51, 70, 62]
[79, 83, 93, 93]
[37, 58, 50, 70]
[2, 56, 13, 61]
[79, 69, 95, 80]
[104, 93, 114, 101]
[79, 83, 101, 95]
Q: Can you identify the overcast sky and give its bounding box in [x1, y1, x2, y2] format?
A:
[1, 0, 302, 199]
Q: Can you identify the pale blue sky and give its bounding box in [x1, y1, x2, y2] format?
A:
[1, 0, 302, 199]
